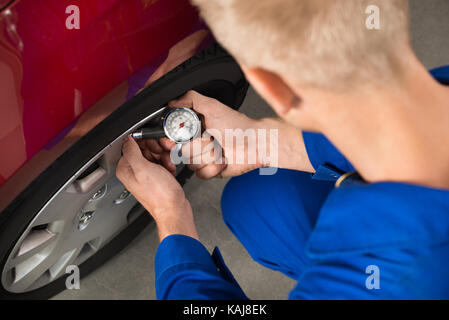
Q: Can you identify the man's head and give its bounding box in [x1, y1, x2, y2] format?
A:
[192, 0, 412, 130]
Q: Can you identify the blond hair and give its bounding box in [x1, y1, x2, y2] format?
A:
[192, 0, 410, 90]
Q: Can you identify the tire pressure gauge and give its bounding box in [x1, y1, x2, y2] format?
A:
[131, 107, 201, 144]
[163, 107, 201, 143]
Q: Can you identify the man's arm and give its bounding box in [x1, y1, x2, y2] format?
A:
[168, 91, 315, 179]
[155, 235, 248, 300]
[256, 117, 315, 173]
[116, 137, 248, 300]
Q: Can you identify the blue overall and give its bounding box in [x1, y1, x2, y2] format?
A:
[154, 66, 449, 299]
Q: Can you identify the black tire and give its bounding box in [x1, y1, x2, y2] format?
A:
[0, 43, 249, 299]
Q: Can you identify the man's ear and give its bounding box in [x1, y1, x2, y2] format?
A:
[244, 67, 301, 115]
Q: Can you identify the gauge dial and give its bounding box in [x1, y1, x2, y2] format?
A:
[163, 107, 201, 143]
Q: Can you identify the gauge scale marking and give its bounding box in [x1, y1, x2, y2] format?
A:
[163, 107, 201, 144]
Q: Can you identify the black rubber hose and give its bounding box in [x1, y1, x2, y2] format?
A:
[131, 127, 167, 140]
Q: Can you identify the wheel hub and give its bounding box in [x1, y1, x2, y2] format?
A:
[1, 107, 167, 293]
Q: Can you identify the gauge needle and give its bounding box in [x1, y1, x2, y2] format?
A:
[180, 122, 185, 128]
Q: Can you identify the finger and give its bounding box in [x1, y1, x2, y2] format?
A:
[159, 137, 176, 151]
[137, 140, 146, 150]
[150, 151, 161, 162]
[116, 157, 136, 186]
[144, 138, 164, 154]
[180, 134, 214, 160]
[187, 162, 208, 172]
[168, 90, 214, 114]
[142, 148, 156, 162]
[161, 151, 177, 175]
[195, 163, 227, 180]
[187, 137, 224, 168]
[142, 148, 161, 163]
[189, 145, 223, 167]
[168, 90, 197, 109]
[121, 136, 148, 171]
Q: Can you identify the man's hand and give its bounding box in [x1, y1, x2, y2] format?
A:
[116, 136, 198, 241]
[169, 91, 263, 179]
[136, 137, 177, 176]
[168, 91, 314, 179]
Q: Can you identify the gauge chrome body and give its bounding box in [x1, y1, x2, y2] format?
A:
[163, 107, 201, 144]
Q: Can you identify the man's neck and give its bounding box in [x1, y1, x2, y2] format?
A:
[321, 56, 449, 189]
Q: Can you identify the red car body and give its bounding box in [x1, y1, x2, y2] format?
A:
[0, 0, 209, 211]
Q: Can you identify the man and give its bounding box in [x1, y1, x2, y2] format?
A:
[116, 0, 449, 299]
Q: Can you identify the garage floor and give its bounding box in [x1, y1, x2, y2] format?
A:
[54, 0, 449, 300]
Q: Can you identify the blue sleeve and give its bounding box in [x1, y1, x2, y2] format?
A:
[155, 234, 248, 300]
[302, 131, 355, 173]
